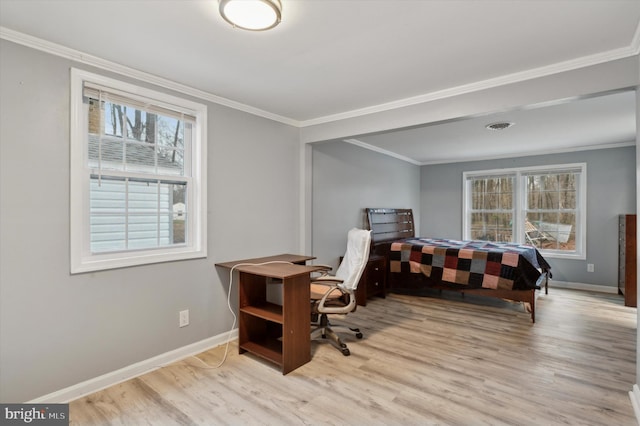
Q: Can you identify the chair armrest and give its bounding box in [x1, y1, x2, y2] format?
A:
[313, 264, 333, 271]
[310, 264, 333, 279]
[312, 276, 344, 284]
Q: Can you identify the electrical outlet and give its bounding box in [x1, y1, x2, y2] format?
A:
[587, 263, 594, 273]
[179, 310, 189, 327]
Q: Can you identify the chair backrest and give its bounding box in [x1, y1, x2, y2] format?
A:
[334, 228, 372, 292]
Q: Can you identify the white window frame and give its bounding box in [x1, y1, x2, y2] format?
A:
[463, 163, 587, 260]
[70, 68, 207, 273]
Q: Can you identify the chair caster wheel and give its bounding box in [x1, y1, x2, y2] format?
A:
[341, 348, 350, 356]
[355, 332, 363, 339]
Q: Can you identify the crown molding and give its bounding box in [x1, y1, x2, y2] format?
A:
[343, 139, 422, 165]
[300, 41, 640, 128]
[2, 24, 638, 132]
[0, 27, 300, 127]
[632, 20, 640, 55]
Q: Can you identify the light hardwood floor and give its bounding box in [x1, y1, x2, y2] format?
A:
[70, 288, 637, 425]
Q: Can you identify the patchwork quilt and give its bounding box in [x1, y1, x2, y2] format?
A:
[389, 238, 550, 291]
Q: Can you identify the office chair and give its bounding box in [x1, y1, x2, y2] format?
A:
[310, 228, 371, 356]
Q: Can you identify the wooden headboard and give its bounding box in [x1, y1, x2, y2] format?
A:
[365, 208, 415, 246]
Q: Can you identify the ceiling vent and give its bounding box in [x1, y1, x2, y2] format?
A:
[485, 122, 515, 131]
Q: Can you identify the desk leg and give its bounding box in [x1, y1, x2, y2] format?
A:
[282, 274, 311, 374]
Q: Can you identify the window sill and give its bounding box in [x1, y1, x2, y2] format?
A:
[539, 250, 585, 261]
[71, 246, 206, 274]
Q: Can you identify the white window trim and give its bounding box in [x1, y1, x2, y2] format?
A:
[70, 68, 207, 273]
[462, 163, 587, 260]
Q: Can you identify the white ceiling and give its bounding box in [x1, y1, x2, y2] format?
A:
[1, 0, 639, 164]
[353, 90, 638, 164]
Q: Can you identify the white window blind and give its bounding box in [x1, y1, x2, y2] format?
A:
[83, 82, 197, 123]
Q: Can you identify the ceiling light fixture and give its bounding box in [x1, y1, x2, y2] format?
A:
[219, 0, 282, 31]
[485, 122, 515, 131]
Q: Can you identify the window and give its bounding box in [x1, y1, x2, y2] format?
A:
[70, 69, 207, 273]
[463, 164, 586, 259]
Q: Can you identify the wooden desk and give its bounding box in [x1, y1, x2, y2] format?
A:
[216, 254, 320, 374]
[216, 254, 316, 269]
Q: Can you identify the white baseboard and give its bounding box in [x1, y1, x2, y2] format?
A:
[548, 280, 619, 294]
[29, 329, 238, 404]
[629, 384, 640, 423]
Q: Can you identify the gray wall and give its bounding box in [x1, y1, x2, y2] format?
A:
[0, 40, 301, 402]
[420, 146, 637, 287]
[311, 141, 420, 269]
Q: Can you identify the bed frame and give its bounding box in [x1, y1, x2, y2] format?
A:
[365, 208, 550, 323]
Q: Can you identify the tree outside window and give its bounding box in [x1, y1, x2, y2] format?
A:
[464, 164, 586, 259]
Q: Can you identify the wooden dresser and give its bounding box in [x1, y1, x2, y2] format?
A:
[355, 254, 387, 306]
[619, 214, 637, 307]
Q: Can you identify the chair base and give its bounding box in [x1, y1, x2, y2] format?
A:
[310, 313, 363, 356]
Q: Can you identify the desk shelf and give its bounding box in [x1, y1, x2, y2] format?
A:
[239, 340, 283, 366]
[240, 303, 284, 324]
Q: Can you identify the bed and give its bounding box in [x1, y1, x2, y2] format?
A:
[365, 208, 551, 322]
